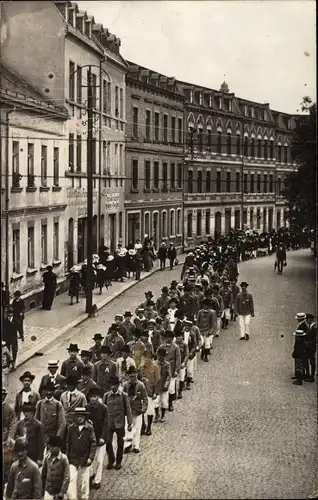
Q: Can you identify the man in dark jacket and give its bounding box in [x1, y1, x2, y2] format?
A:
[167, 243, 177, 271]
[42, 265, 57, 310]
[157, 243, 167, 270]
[304, 313, 316, 383]
[15, 403, 45, 466]
[3, 306, 19, 370]
[92, 345, 118, 395]
[86, 387, 109, 489]
[276, 244, 287, 274]
[11, 290, 25, 341]
[123, 366, 148, 453]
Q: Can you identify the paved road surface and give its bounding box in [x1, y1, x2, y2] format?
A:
[6, 250, 317, 499]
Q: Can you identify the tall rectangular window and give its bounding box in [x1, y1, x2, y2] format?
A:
[163, 115, 168, 143]
[176, 210, 181, 235]
[251, 138, 255, 158]
[69, 61, 75, 100]
[196, 211, 202, 236]
[257, 174, 261, 193]
[257, 139, 262, 158]
[197, 171, 202, 193]
[27, 226, 35, 268]
[277, 178, 282, 195]
[269, 174, 273, 192]
[41, 145, 47, 186]
[115, 86, 119, 117]
[132, 160, 138, 190]
[198, 129, 203, 152]
[76, 65, 82, 103]
[103, 80, 108, 113]
[170, 210, 175, 236]
[69, 133, 74, 172]
[145, 161, 151, 189]
[243, 173, 248, 193]
[91, 73, 97, 109]
[250, 173, 254, 193]
[171, 117, 176, 143]
[12, 228, 20, 273]
[178, 118, 183, 143]
[53, 221, 59, 260]
[205, 209, 211, 235]
[177, 164, 182, 189]
[118, 212, 123, 239]
[217, 131, 222, 154]
[170, 163, 175, 189]
[53, 147, 59, 186]
[284, 146, 288, 163]
[236, 135, 241, 155]
[277, 145, 282, 163]
[107, 82, 112, 115]
[154, 162, 159, 188]
[120, 89, 123, 119]
[188, 170, 193, 193]
[227, 133, 232, 155]
[263, 174, 268, 193]
[162, 162, 168, 189]
[206, 171, 211, 193]
[269, 140, 274, 159]
[76, 135, 81, 172]
[187, 212, 193, 237]
[207, 129, 212, 150]
[27, 144, 34, 176]
[216, 171, 221, 193]
[264, 139, 268, 159]
[41, 223, 47, 264]
[257, 208, 261, 229]
[226, 172, 231, 192]
[133, 107, 139, 138]
[236, 172, 240, 192]
[243, 137, 248, 157]
[12, 141, 20, 187]
[146, 110, 151, 140]
[154, 113, 160, 141]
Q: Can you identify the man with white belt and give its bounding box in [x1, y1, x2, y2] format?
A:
[196, 299, 216, 362]
[235, 281, 255, 340]
[158, 330, 181, 412]
[123, 366, 148, 454]
[175, 329, 189, 399]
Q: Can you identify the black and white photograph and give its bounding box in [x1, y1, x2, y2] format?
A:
[0, 0, 316, 499]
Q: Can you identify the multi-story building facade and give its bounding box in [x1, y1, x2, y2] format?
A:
[1, 0, 127, 279]
[0, 65, 68, 304]
[125, 62, 185, 250]
[176, 80, 297, 245]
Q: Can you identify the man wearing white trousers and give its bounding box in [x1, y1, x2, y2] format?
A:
[66, 407, 96, 500]
[123, 366, 148, 453]
[235, 281, 255, 341]
[175, 330, 189, 399]
[138, 350, 160, 435]
[158, 330, 181, 412]
[86, 387, 109, 490]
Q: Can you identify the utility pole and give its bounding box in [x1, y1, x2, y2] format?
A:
[86, 66, 94, 315]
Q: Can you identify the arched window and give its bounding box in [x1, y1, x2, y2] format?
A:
[162, 211, 167, 238]
[144, 212, 150, 237]
[169, 210, 175, 236]
[176, 209, 181, 235]
[227, 132, 232, 155]
[236, 132, 241, 155]
[187, 212, 193, 237]
[217, 131, 222, 154]
[206, 171, 211, 193]
[197, 171, 203, 193]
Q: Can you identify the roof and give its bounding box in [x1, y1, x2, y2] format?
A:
[0, 65, 69, 119]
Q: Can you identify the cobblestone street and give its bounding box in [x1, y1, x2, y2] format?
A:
[6, 250, 317, 499]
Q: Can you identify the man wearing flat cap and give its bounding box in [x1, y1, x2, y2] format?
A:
[66, 407, 97, 500]
[235, 281, 255, 340]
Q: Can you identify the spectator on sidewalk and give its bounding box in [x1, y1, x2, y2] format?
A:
[167, 243, 177, 271]
[41, 436, 70, 500]
[103, 376, 133, 470]
[42, 265, 57, 311]
[61, 344, 84, 381]
[38, 360, 66, 401]
[6, 437, 42, 500]
[157, 242, 167, 270]
[35, 381, 66, 447]
[15, 403, 45, 467]
[68, 269, 81, 305]
[14, 371, 40, 421]
[3, 306, 19, 371]
[11, 290, 25, 341]
[2, 340, 13, 388]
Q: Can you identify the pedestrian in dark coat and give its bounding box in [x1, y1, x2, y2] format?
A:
[89, 333, 104, 363]
[15, 403, 45, 465]
[11, 290, 25, 341]
[41, 435, 70, 499]
[3, 307, 19, 369]
[68, 270, 81, 304]
[35, 382, 66, 446]
[42, 265, 57, 310]
[38, 360, 66, 401]
[92, 345, 118, 394]
[61, 343, 84, 381]
[157, 243, 167, 270]
[304, 313, 316, 382]
[276, 244, 287, 274]
[6, 437, 42, 500]
[167, 243, 177, 271]
[14, 371, 40, 421]
[135, 250, 143, 280]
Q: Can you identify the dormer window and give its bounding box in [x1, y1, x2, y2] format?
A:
[69, 9, 75, 27]
[229, 100, 232, 112]
[250, 107, 254, 118]
[199, 92, 203, 106]
[209, 95, 213, 108]
[216, 96, 222, 110]
[189, 90, 193, 103]
[76, 15, 84, 33]
[85, 20, 91, 38]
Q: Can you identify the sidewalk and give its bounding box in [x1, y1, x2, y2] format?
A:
[18, 256, 186, 368]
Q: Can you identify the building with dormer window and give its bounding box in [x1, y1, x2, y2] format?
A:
[125, 62, 185, 249]
[176, 79, 297, 244]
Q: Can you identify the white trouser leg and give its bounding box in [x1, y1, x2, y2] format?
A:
[44, 492, 55, 500]
[193, 353, 198, 371]
[90, 444, 105, 485]
[215, 317, 221, 336]
[186, 357, 194, 379]
[132, 414, 143, 450]
[146, 396, 155, 416]
[155, 391, 168, 409]
[168, 377, 176, 395]
[178, 367, 186, 383]
[124, 416, 133, 448]
[244, 314, 251, 335]
[238, 315, 246, 338]
[78, 465, 90, 500]
[204, 336, 212, 349]
[67, 464, 78, 500]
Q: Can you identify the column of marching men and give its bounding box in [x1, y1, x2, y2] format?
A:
[2, 239, 316, 500]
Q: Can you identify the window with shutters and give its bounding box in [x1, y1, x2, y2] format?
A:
[226, 172, 231, 192]
[12, 228, 20, 273]
[145, 161, 151, 189]
[206, 171, 211, 193]
[154, 162, 159, 188]
[216, 171, 221, 193]
[132, 160, 138, 190]
[236, 172, 240, 192]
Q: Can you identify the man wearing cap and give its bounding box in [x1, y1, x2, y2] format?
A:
[42, 435, 70, 500]
[92, 345, 118, 395]
[123, 366, 148, 453]
[123, 311, 136, 342]
[116, 344, 137, 385]
[60, 376, 87, 428]
[14, 371, 40, 421]
[104, 324, 125, 360]
[292, 321, 307, 386]
[220, 279, 233, 329]
[235, 281, 255, 340]
[6, 437, 42, 500]
[196, 299, 217, 362]
[86, 387, 109, 489]
[66, 407, 97, 500]
[138, 348, 160, 435]
[78, 366, 99, 397]
[3, 386, 17, 440]
[304, 313, 316, 383]
[89, 334, 104, 363]
[35, 381, 66, 448]
[15, 403, 45, 466]
[103, 376, 133, 470]
[159, 330, 181, 412]
[154, 348, 172, 423]
[38, 361, 66, 401]
[61, 344, 84, 381]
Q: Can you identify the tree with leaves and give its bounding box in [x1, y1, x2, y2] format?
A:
[283, 97, 316, 239]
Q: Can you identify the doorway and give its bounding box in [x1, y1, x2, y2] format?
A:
[109, 214, 116, 252]
[127, 213, 140, 244]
